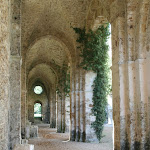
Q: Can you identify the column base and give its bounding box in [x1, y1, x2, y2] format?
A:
[13, 144, 34, 150]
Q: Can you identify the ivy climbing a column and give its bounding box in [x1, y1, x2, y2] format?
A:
[56, 63, 70, 99]
[73, 24, 111, 141]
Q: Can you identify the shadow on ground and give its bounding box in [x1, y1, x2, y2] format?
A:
[29, 124, 113, 150]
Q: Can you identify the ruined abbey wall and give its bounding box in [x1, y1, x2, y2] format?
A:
[28, 84, 50, 124]
[0, 1, 9, 150]
[1, 0, 150, 150]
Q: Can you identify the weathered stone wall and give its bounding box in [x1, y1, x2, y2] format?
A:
[65, 97, 70, 133]
[85, 71, 98, 142]
[0, 1, 10, 150]
[111, 1, 150, 149]
[70, 64, 87, 142]
[21, 60, 27, 139]
[85, 0, 150, 149]
[57, 94, 62, 132]
[50, 88, 56, 128]
[5, 0, 150, 150]
[70, 68, 99, 142]
[56, 93, 70, 133]
[28, 84, 50, 124]
[56, 92, 65, 133]
[9, 0, 22, 149]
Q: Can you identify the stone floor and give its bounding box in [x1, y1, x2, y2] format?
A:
[29, 124, 113, 150]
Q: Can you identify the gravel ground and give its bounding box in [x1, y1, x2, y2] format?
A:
[29, 125, 113, 150]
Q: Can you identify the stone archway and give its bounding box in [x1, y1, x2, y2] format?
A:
[86, 0, 150, 149]
[2, 0, 150, 150]
[34, 102, 42, 123]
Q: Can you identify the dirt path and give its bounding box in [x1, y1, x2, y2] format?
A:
[29, 125, 113, 150]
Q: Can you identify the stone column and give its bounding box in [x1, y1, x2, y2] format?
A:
[56, 88, 67, 133]
[111, 13, 150, 150]
[9, 57, 21, 149]
[57, 94, 62, 132]
[50, 87, 56, 128]
[111, 17, 128, 149]
[80, 69, 86, 142]
[65, 96, 70, 133]
[46, 94, 50, 124]
[61, 93, 65, 133]
[52, 89, 56, 128]
[9, 0, 22, 149]
[21, 60, 27, 139]
[56, 76, 68, 133]
[50, 90, 53, 126]
[26, 83, 29, 125]
[75, 66, 86, 142]
[135, 59, 148, 149]
[70, 65, 97, 142]
[70, 67, 98, 142]
[75, 68, 79, 141]
[70, 66, 76, 140]
[126, 2, 137, 149]
[0, 1, 10, 150]
[134, 1, 150, 148]
[84, 71, 98, 142]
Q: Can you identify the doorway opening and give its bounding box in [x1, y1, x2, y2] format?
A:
[34, 102, 42, 122]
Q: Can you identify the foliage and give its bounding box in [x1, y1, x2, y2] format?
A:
[34, 103, 42, 114]
[73, 24, 111, 141]
[56, 63, 70, 99]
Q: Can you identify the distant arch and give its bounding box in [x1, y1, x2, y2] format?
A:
[34, 101, 42, 121]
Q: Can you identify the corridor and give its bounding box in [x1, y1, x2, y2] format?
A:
[1, 1, 150, 149]
[29, 125, 113, 150]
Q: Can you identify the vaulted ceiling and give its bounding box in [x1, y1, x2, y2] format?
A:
[21, 0, 113, 91]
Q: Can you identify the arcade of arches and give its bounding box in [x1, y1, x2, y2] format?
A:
[1, 0, 150, 150]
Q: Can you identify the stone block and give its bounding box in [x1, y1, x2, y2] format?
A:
[25, 125, 38, 139]
[21, 139, 28, 144]
[85, 71, 97, 92]
[13, 144, 34, 150]
[30, 126, 38, 138]
[25, 126, 30, 139]
[26, 121, 31, 126]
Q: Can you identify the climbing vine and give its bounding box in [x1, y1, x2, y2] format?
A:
[73, 24, 111, 141]
[56, 63, 70, 99]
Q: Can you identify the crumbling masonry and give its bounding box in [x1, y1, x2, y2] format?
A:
[1, 0, 150, 150]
